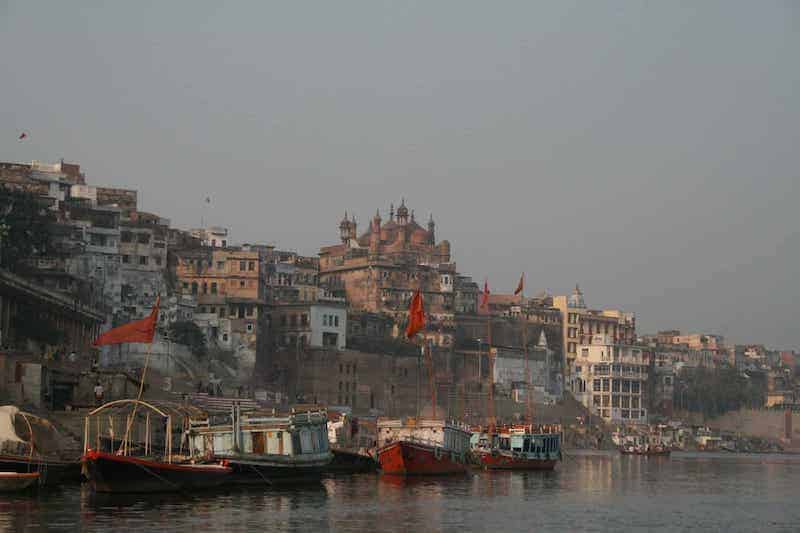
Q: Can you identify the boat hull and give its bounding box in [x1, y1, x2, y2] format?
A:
[225, 460, 329, 485]
[0, 454, 77, 487]
[378, 441, 468, 475]
[0, 472, 39, 492]
[83, 451, 233, 493]
[478, 451, 558, 471]
[324, 448, 378, 474]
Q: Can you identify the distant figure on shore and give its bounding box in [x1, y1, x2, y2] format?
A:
[94, 381, 104, 406]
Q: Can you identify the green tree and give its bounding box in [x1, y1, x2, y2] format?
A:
[0, 187, 55, 272]
[167, 321, 207, 357]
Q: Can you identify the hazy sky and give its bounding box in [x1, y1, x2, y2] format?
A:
[1, 1, 798, 348]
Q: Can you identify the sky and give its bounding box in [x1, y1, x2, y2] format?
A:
[1, 1, 798, 348]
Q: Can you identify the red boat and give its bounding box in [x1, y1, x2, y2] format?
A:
[376, 418, 471, 476]
[83, 450, 233, 493]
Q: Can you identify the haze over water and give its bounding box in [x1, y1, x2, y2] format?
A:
[2, 453, 798, 532]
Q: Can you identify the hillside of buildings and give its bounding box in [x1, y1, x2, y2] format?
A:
[0, 159, 798, 448]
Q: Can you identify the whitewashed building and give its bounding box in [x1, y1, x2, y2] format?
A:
[572, 334, 648, 424]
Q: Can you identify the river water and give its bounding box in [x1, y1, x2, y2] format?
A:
[2, 452, 798, 532]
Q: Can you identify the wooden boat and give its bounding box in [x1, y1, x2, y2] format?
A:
[0, 454, 77, 487]
[376, 418, 471, 475]
[188, 404, 333, 485]
[0, 471, 39, 492]
[473, 425, 562, 471]
[82, 399, 229, 493]
[82, 450, 232, 493]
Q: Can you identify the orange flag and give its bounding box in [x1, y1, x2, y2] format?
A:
[93, 297, 160, 347]
[405, 289, 425, 339]
[480, 279, 490, 309]
[514, 273, 524, 296]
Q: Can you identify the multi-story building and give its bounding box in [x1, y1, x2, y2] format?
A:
[553, 285, 636, 376]
[572, 334, 648, 424]
[190, 226, 230, 248]
[118, 211, 169, 321]
[173, 247, 265, 373]
[319, 200, 456, 346]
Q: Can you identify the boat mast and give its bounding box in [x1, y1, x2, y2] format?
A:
[424, 338, 437, 419]
[486, 316, 495, 434]
[520, 281, 533, 428]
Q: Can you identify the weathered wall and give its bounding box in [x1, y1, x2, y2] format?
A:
[708, 409, 800, 442]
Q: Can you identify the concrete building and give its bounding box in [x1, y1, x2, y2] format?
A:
[553, 284, 636, 376]
[173, 247, 266, 374]
[190, 226, 230, 248]
[572, 334, 649, 424]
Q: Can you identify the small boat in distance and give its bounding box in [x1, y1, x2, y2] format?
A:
[376, 418, 471, 475]
[0, 471, 39, 492]
[473, 424, 562, 471]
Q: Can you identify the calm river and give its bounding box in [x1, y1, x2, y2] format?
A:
[2, 452, 798, 532]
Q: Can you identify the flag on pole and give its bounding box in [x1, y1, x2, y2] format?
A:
[93, 297, 160, 347]
[405, 289, 426, 339]
[480, 279, 490, 309]
[514, 273, 525, 296]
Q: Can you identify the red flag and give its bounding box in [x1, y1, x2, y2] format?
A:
[405, 289, 425, 339]
[93, 297, 160, 347]
[514, 273, 524, 296]
[480, 279, 490, 309]
[18, 132, 27, 140]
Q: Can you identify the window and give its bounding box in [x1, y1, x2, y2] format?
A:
[622, 380, 631, 393]
[121, 231, 133, 243]
[239, 280, 245, 288]
[334, 315, 339, 327]
[621, 396, 630, 408]
[612, 395, 620, 408]
[602, 379, 610, 392]
[217, 261, 225, 270]
[191, 282, 198, 295]
[581, 348, 589, 358]
[211, 282, 218, 294]
[631, 381, 640, 394]
[631, 397, 639, 409]
[202, 282, 208, 294]
[222, 240, 227, 247]
[139, 256, 148, 265]
[568, 342, 576, 353]
[593, 396, 601, 407]
[301, 314, 308, 326]
[575, 365, 582, 373]
[182, 282, 188, 289]
[222, 333, 229, 342]
[593, 379, 601, 392]
[601, 395, 610, 407]
[137, 233, 150, 244]
[122, 255, 131, 264]
[240, 261, 246, 271]
[568, 328, 577, 339]
[612, 379, 621, 393]
[248, 261, 255, 271]
[246, 323, 254, 332]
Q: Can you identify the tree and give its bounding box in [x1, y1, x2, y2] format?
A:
[0, 187, 55, 272]
[167, 321, 207, 357]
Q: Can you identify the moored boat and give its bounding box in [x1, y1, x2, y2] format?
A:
[376, 418, 471, 475]
[619, 445, 671, 457]
[81, 399, 228, 493]
[0, 406, 77, 487]
[188, 404, 333, 485]
[0, 471, 39, 492]
[473, 425, 562, 471]
[82, 450, 232, 493]
[325, 448, 378, 474]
